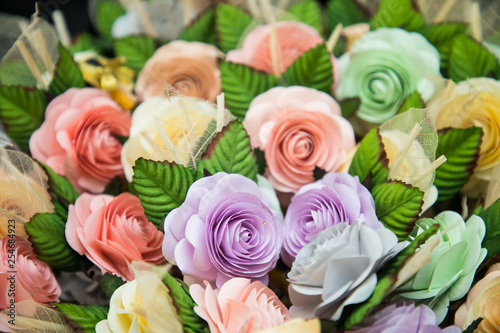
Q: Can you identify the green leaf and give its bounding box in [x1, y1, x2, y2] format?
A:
[398, 91, 423, 114]
[69, 33, 100, 55]
[96, 1, 126, 39]
[97, 273, 126, 298]
[348, 128, 389, 189]
[254, 148, 266, 175]
[132, 158, 197, 227]
[434, 127, 482, 201]
[282, 43, 333, 94]
[371, 180, 424, 241]
[179, 7, 217, 45]
[464, 318, 483, 333]
[288, 0, 324, 34]
[49, 43, 86, 96]
[370, 0, 424, 31]
[220, 61, 279, 120]
[449, 35, 499, 81]
[163, 273, 209, 333]
[216, 4, 254, 53]
[0, 86, 46, 151]
[25, 213, 82, 271]
[197, 120, 258, 182]
[38, 162, 79, 220]
[479, 198, 500, 260]
[339, 97, 361, 118]
[114, 36, 157, 72]
[325, 0, 368, 34]
[54, 303, 109, 333]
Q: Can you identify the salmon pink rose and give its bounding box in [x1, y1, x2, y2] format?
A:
[243, 86, 355, 193]
[190, 278, 290, 333]
[29, 88, 131, 193]
[65, 193, 164, 281]
[0, 236, 60, 309]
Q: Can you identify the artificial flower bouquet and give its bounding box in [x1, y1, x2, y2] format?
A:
[1, 0, 500, 332]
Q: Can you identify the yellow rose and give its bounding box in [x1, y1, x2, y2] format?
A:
[455, 263, 500, 332]
[95, 271, 183, 333]
[433, 78, 500, 197]
[256, 318, 321, 333]
[121, 95, 233, 181]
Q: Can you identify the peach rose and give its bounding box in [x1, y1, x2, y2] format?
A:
[0, 236, 60, 309]
[65, 193, 164, 281]
[226, 21, 324, 75]
[243, 86, 356, 193]
[135, 41, 222, 102]
[29, 88, 131, 193]
[190, 278, 290, 333]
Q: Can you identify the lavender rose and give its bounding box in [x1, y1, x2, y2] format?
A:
[281, 172, 382, 266]
[162, 172, 282, 287]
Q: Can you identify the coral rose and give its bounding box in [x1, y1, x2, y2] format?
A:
[135, 41, 222, 102]
[29, 88, 131, 193]
[0, 236, 60, 309]
[190, 278, 290, 333]
[243, 86, 355, 193]
[65, 193, 164, 281]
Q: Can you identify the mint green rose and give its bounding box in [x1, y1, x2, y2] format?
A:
[336, 28, 442, 126]
[395, 211, 487, 324]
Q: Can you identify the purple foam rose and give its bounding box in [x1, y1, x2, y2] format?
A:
[281, 172, 382, 266]
[346, 302, 461, 333]
[162, 172, 282, 287]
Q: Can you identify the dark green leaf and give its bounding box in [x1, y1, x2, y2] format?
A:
[216, 4, 254, 53]
[96, 1, 126, 39]
[282, 43, 333, 93]
[69, 33, 101, 55]
[179, 7, 217, 45]
[132, 159, 197, 227]
[370, 0, 424, 31]
[371, 180, 424, 241]
[97, 273, 126, 298]
[339, 97, 361, 118]
[25, 213, 82, 271]
[220, 61, 279, 120]
[449, 35, 499, 81]
[398, 91, 423, 114]
[197, 120, 258, 182]
[479, 198, 500, 260]
[434, 127, 482, 201]
[288, 0, 324, 34]
[114, 36, 157, 72]
[464, 318, 483, 333]
[54, 303, 109, 333]
[0, 86, 46, 151]
[254, 148, 266, 175]
[325, 0, 368, 34]
[49, 43, 86, 96]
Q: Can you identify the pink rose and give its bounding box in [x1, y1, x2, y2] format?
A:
[29, 88, 131, 193]
[0, 236, 60, 309]
[190, 278, 290, 333]
[65, 193, 164, 281]
[243, 86, 356, 193]
[226, 21, 324, 75]
[135, 41, 222, 102]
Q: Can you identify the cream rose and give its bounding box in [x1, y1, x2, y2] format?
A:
[95, 270, 183, 333]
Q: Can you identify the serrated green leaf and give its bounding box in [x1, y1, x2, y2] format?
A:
[479, 198, 500, 260]
[216, 4, 254, 53]
[163, 273, 209, 333]
[325, 0, 368, 34]
[97, 273, 125, 298]
[371, 180, 424, 241]
[434, 127, 482, 201]
[282, 43, 333, 93]
[348, 128, 389, 189]
[132, 159, 196, 227]
[370, 0, 424, 31]
[114, 36, 157, 72]
[449, 35, 499, 81]
[49, 44, 86, 96]
[339, 97, 361, 118]
[25, 213, 82, 271]
[0, 86, 46, 151]
[197, 120, 258, 182]
[54, 303, 109, 333]
[96, 1, 126, 39]
[220, 61, 279, 120]
[398, 91, 423, 114]
[179, 7, 217, 45]
[288, 0, 324, 34]
[38, 162, 79, 220]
